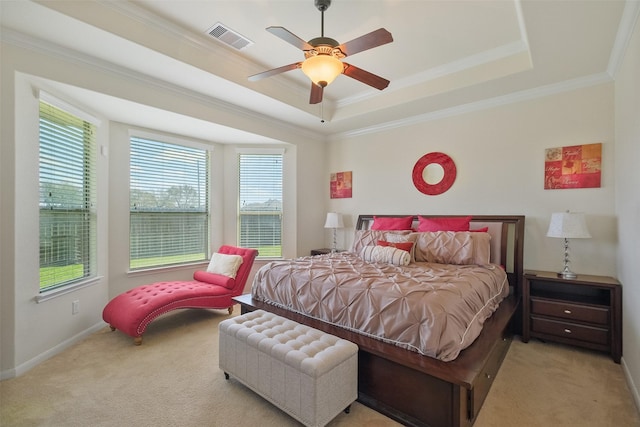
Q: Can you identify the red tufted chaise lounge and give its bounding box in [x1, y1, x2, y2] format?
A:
[103, 245, 258, 345]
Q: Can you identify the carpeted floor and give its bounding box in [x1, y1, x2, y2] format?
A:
[1, 309, 638, 427]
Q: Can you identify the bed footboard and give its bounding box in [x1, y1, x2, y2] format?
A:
[234, 294, 517, 427]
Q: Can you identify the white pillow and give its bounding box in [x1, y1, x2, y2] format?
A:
[206, 253, 243, 278]
[360, 245, 410, 266]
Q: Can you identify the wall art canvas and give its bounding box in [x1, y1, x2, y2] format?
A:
[544, 143, 601, 189]
[330, 171, 352, 199]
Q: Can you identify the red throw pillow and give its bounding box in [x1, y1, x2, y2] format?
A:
[371, 216, 414, 230]
[417, 216, 472, 232]
[193, 270, 236, 289]
[378, 240, 414, 253]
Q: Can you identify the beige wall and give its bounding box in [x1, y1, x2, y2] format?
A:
[614, 10, 640, 410]
[326, 84, 617, 277]
[0, 40, 325, 377]
[326, 75, 639, 407]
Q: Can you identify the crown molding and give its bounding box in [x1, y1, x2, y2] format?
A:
[337, 0, 531, 109]
[100, 0, 258, 78]
[607, 0, 640, 77]
[332, 72, 613, 140]
[99, 0, 330, 117]
[337, 40, 531, 109]
[1, 27, 323, 143]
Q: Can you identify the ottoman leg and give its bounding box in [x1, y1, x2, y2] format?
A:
[133, 336, 143, 346]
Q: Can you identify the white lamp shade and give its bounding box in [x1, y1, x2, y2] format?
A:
[546, 212, 591, 239]
[324, 212, 344, 229]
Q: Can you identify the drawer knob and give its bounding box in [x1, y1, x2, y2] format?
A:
[563, 309, 572, 314]
[485, 373, 492, 379]
[564, 328, 572, 334]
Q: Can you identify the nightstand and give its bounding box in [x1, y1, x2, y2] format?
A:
[310, 248, 342, 256]
[522, 270, 622, 363]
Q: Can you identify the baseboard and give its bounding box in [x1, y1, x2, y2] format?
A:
[622, 356, 640, 415]
[0, 321, 106, 380]
[0, 367, 16, 381]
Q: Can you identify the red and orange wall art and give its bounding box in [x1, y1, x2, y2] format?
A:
[544, 143, 602, 190]
[330, 171, 352, 199]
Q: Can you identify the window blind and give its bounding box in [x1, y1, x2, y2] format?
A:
[238, 153, 283, 257]
[39, 100, 97, 291]
[129, 136, 209, 269]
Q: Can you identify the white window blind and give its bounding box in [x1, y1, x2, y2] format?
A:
[238, 153, 283, 257]
[130, 136, 209, 270]
[39, 100, 97, 291]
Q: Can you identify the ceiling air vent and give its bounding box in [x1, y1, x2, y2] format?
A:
[206, 22, 253, 51]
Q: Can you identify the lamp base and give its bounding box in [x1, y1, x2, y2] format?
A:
[558, 238, 578, 279]
[557, 270, 577, 279]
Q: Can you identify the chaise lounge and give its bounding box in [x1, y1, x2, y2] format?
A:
[103, 245, 258, 345]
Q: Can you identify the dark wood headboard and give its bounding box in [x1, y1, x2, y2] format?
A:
[355, 214, 525, 297]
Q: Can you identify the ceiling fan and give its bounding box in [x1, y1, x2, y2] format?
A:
[248, 0, 393, 104]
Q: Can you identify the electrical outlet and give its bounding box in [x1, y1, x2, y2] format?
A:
[72, 300, 80, 315]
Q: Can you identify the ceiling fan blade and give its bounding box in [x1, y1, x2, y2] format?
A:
[337, 28, 393, 57]
[343, 63, 390, 90]
[266, 26, 314, 51]
[248, 62, 302, 81]
[309, 83, 323, 104]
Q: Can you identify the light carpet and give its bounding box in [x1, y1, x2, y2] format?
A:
[1, 309, 638, 427]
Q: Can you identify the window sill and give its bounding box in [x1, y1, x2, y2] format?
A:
[127, 261, 208, 277]
[35, 276, 104, 303]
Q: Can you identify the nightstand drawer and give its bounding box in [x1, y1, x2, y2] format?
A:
[523, 271, 622, 363]
[531, 297, 609, 325]
[531, 316, 609, 345]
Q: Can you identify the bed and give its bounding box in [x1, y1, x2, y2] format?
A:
[234, 214, 525, 427]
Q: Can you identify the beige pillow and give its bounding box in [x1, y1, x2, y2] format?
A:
[206, 253, 243, 278]
[351, 229, 413, 253]
[414, 231, 491, 265]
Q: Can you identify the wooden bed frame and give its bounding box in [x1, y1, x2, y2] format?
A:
[234, 214, 525, 427]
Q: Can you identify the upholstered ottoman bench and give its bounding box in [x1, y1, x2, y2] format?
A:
[219, 310, 358, 427]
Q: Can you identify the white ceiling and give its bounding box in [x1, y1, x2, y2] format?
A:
[0, 0, 635, 143]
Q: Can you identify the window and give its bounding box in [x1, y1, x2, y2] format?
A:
[238, 153, 283, 258]
[130, 136, 209, 270]
[39, 100, 97, 291]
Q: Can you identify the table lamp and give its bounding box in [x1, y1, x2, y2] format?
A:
[546, 211, 591, 279]
[324, 212, 344, 253]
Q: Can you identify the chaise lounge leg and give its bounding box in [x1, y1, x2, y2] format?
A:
[109, 326, 116, 332]
[344, 405, 351, 414]
[133, 336, 143, 346]
[227, 306, 234, 315]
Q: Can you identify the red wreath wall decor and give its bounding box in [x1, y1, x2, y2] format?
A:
[412, 152, 457, 195]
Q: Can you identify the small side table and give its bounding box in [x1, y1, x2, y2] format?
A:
[522, 270, 622, 363]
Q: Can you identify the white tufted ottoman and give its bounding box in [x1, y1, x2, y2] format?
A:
[219, 310, 358, 427]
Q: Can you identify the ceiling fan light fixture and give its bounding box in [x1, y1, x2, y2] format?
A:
[249, 0, 392, 104]
[301, 54, 343, 87]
